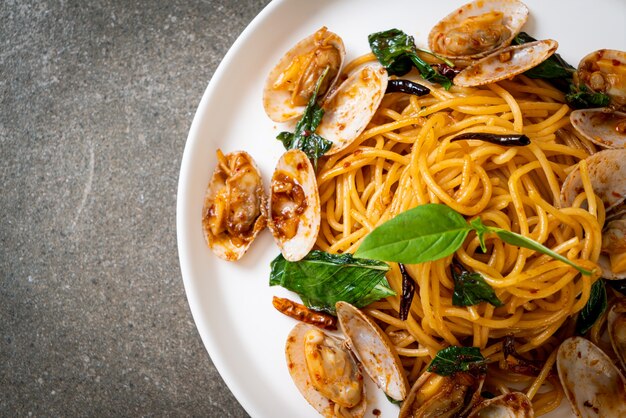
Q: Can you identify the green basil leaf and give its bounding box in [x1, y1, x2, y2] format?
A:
[276, 68, 333, 166]
[576, 279, 608, 335]
[269, 250, 394, 315]
[566, 85, 611, 109]
[427, 346, 487, 377]
[486, 227, 593, 276]
[354, 204, 471, 264]
[451, 261, 503, 307]
[368, 28, 452, 89]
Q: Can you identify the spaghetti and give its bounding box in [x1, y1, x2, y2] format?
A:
[314, 54, 604, 416]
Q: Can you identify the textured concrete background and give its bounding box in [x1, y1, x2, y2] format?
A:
[1, 0, 271, 416]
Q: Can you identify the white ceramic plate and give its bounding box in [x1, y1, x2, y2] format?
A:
[177, 0, 626, 416]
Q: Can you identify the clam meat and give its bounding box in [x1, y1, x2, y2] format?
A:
[428, 0, 529, 60]
[268, 149, 320, 262]
[399, 370, 484, 418]
[201, 150, 266, 261]
[575, 49, 626, 110]
[285, 322, 366, 418]
[263, 27, 345, 122]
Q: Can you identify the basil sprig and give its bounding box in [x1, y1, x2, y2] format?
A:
[354, 204, 593, 276]
[269, 250, 395, 315]
[427, 346, 487, 376]
[575, 279, 607, 335]
[368, 29, 453, 89]
[276, 68, 333, 167]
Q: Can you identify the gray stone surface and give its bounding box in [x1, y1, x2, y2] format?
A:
[1, 0, 270, 416]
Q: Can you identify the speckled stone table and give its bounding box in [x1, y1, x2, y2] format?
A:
[1, 1, 270, 416]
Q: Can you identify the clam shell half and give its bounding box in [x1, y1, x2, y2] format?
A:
[609, 299, 626, 372]
[560, 148, 626, 212]
[454, 39, 558, 87]
[428, 0, 529, 60]
[317, 62, 388, 155]
[570, 108, 626, 149]
[336, 301, 408, 401]
[201, 150, 266, 261]
[466, 392, 534, 418]
[263, 27, 345, 123]
[268, 149, 320, 262]
[557, 337, 626, 417]
[285, 322, 366, 418]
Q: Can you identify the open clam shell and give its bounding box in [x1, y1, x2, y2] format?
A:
[557, 337, 626, 417]
[428, 0, 529, 60]
[560, 148, 626, 212]
[317, 62, 388, 155]
[570, 108, 626, 149]
[576, 49, 626, 110]
[466, 392, 534, 418]
[609, 299, 626, 372]
[399, 370, 484, 418]
[599, 218, 626, 279]
[201, 150, 266, 261]
[285, 322, 366, 418]
[263, 27, 345, 123]
[335, 301, 408, 401]
[268, 149, 320, 262]
[454, 39, 558, 87]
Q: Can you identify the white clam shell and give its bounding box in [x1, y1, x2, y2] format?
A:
[335, 301, 408, 401]
[466, 392, 534, 418]
[317, 62, 388, 155]
[268, 149, 320, 262]
[284, 322, 366, 418]
[263, 27, 345, 123]
[560, 148, 626, 212]
[454, 39, 558, 87]
[570, 108, 626, 149]
[202, 151, 266, 261]
[428, 0, 529, 60]
[557, 337, 626, 417]
[609, 300, 626, 372]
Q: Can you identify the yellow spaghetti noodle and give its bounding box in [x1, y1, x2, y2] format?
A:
[314, 56, 604, 416]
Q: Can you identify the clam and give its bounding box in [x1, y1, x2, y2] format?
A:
[428, 0, 529, 61]
[263, 27, 345, 122]
[557, 336, 626, 417]
[560, 148, 626, 212]
[268, 149, 320, 262]
[316, 62, 388, 155]
[335, 301, 408, 401]
[399, 370, 484, 418]
[466, 392, 534, 418]
[600, 217, 626, 279]
[575, 49, 626, 110]
[201, 150, 266, 261]
[570, 109, 626, 149]
[285, 322, 366, 418]
[454, 39, 558, 87]
[609, 299, 626, 371]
